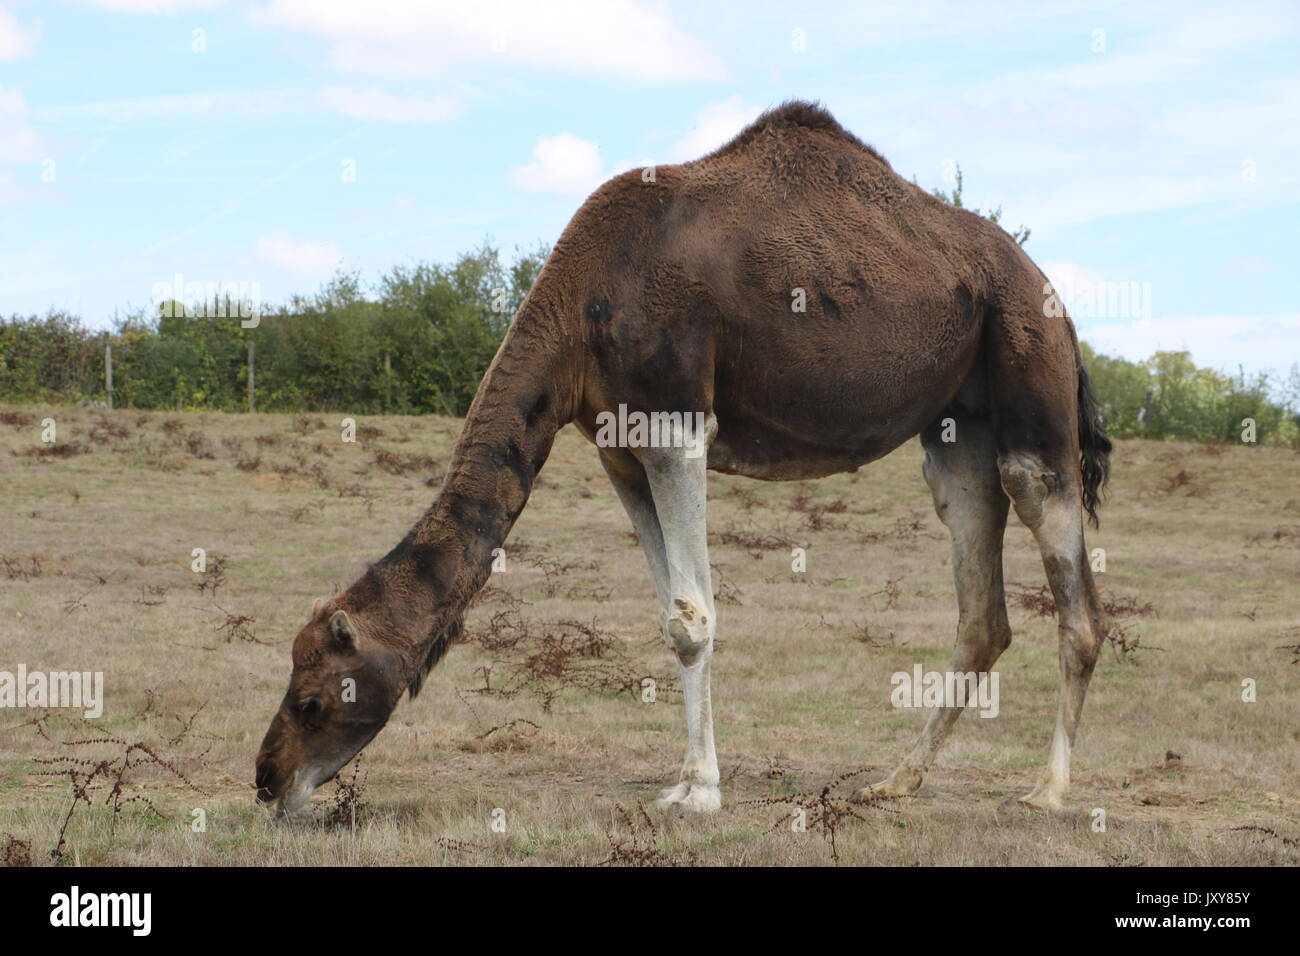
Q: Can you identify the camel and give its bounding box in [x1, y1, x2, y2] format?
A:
[255, 101, 1112, 816]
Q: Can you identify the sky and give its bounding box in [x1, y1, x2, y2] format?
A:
[1, 0, 1298, 377]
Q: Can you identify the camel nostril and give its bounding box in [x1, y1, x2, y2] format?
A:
[255, 759, 277, 800]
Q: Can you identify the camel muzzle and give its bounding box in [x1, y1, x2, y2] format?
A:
[254, 757, 284, 807]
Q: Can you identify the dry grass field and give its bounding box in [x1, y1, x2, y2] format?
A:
[0, 403, 1297, 867]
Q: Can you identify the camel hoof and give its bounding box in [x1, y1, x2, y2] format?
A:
[1014, 790, 1064, 811]
[652, 781, 721, 814]
[999, 788, 1064, 812]
[853, 767, 923, 803]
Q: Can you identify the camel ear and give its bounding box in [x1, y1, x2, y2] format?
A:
[313, 598, 325, 618]
[328, 610, 357, 651]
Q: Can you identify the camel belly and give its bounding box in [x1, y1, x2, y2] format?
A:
[705, 283, 982, 480]
[706, 383, 941, 480]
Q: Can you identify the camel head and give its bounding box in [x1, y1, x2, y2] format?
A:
[255, 601, 404, 814]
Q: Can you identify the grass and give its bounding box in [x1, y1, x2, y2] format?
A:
[0, 404, 1297, 866]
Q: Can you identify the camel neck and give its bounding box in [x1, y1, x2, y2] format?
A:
[346, 289, 580, 691]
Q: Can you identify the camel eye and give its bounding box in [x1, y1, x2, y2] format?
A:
[296, 696, 323, 720]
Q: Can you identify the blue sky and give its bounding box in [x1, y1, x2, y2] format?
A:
[2, 0, 1297, 376]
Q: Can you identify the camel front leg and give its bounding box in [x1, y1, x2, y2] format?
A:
[640, 421, 720, 813]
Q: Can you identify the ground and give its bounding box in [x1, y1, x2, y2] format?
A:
[0, 404, 1297, 866]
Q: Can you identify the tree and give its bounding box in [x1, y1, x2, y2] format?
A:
[930, 165, 1031, 246]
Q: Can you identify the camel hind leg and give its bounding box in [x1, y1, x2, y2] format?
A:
[989, 305, 1109, 809]
[857, 385, 1012, 801]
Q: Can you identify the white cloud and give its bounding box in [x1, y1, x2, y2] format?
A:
[0, 171, 19, 208]
[1216, 256, 1275, 278]
[989, 7, 1300, 94]
[319, 87, 461, 124]
[1080, 313, 1300, 374]
[832, 7, 1300, 235]
[889, 81, 1300, 235]
[0, 8, 40, 61]
[253, 0, 723, 81]
[0, 86, 45, 208]
[255, 232, 343, 273]
[80, 0, 223, 12]
[0, 87, 44, 163]
[1039, 259, 1155, 323]
[1030, 263, 1298, 375]
[671, 95, 761, 161]
[510, 133, 604, 195]
[38, 90, 296, 124]
[37, 87, 460, 125]
[1041, 260, 1105, 293]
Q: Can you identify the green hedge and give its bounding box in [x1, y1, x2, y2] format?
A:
[1081, 343, 1299, 445]
[2, 242, 1297, 445]
[1, 243, 545, 417]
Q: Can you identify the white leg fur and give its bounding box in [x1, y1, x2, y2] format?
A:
[601, 454, 672, 609]
[640, 416, 721, 812]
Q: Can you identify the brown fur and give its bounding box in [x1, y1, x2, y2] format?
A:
[256, 101, 1111, 810]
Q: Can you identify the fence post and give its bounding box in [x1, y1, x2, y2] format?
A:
[384, 351, 392, 412]
[104, 343, 113, 409]
[247, 340, 256, 413]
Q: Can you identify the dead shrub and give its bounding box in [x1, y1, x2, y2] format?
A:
[713, 523, 802, 559]
[791, 487, 850, 531]
[33, 709, 213, 862]
[459, 719, 541, 754]
[88, 419, 130, 443]
[292, 415, 325, 435]
[325, 757, 369, 831]
[1246, 526, 1300, 548]
[0, 409, 36, 427]
[213, 606, 263, 644]
[737, 768, 900, 865]
[859, 512, 938, 546]
[195, 554, 228, 598]
[600, 804, 698, 867]
[373, 448, 438, 476]
[15, 442, 88, 459]
[1160, 468, 1207, 497]
[711, 562, 743, 606]
[463, 613, 678, 712]
[1, 555, 44, 580]
[1, 835, 32, 867]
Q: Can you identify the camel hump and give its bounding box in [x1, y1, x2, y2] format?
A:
[703, 99, 889, 166]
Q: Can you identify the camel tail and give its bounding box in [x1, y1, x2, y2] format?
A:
[1075, 346, 1112, 528]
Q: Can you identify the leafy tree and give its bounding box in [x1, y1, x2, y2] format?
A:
[930, 165, 1031, 246]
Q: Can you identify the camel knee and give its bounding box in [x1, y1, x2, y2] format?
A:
[997, 452, 1058, 530]
[990, 614, 1013, 656]
[922, 452, 950, 526]
[1061, 622, 1102, 675]
[664, 597, 713, 666]
[959, 617, 1012, 674]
